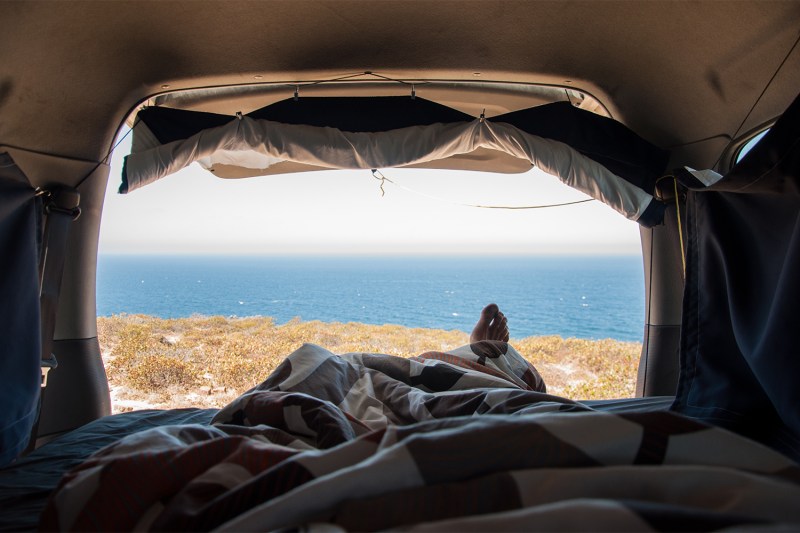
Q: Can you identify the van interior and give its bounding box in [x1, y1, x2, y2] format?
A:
[1, 2, 800, 530]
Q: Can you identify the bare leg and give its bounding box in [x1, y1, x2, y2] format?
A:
[470, 303, 510, 343]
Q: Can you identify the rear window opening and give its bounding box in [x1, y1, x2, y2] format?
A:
[97, 128, 645, 412]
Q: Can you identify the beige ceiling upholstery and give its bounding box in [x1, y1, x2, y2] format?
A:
[1, 1, 799, 173]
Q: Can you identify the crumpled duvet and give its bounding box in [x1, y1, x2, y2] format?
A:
[41, 341, 800, 531]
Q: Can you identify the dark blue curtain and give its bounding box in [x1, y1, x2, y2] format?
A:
[672, 93, 800, 461]
[0, 153, 41, 466]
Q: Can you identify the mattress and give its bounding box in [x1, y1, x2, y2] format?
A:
[0, 408, 217, 531]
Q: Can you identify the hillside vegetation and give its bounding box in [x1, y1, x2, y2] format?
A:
[98, 314, 642, 413]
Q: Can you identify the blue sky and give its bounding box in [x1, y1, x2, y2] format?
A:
[99, 132, 642, 256]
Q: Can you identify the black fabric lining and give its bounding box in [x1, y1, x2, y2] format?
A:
[673, 167, 709, 190]
[247, 96, 473, 131]
[637, 198, 668, 228]
[494, 101, 670, 191]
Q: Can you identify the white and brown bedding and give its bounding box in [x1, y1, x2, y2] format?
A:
[39, 342, 800, 530]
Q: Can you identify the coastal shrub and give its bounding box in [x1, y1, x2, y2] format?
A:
[125, 354, 199, 390]
[215, 356, 272, 391]
[105, 321, 162, 382]
[97, 315, 643, 412]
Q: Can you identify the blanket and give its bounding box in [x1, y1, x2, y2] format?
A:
[41, 341, 800, 531]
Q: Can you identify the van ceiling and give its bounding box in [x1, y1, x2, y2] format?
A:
[1, 1, 799, 171]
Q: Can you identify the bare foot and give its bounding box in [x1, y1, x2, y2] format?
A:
[470, 303, 510, 343]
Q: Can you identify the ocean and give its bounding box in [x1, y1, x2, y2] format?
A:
[96, 255, 645, 342]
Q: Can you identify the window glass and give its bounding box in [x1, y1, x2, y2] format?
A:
[736, 129, 769, 164]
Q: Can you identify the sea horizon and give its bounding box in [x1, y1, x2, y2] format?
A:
[96, 254, 646, 342]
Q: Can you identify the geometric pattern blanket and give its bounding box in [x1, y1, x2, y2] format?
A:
[41, 342, 800, 531]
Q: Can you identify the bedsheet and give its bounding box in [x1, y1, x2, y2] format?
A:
[39, 341, 800, 531]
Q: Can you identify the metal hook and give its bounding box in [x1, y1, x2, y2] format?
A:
[479, 109, 486, 123]
[235, 111, 243, 120]
[411, 84, 416, 100]
[294, 85, 299, 101]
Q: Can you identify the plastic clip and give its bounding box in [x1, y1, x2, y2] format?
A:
[41, 354, 57, 388]
[44, 188, 81, 221]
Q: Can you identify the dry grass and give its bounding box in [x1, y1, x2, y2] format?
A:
[98, 314, 642, 413]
